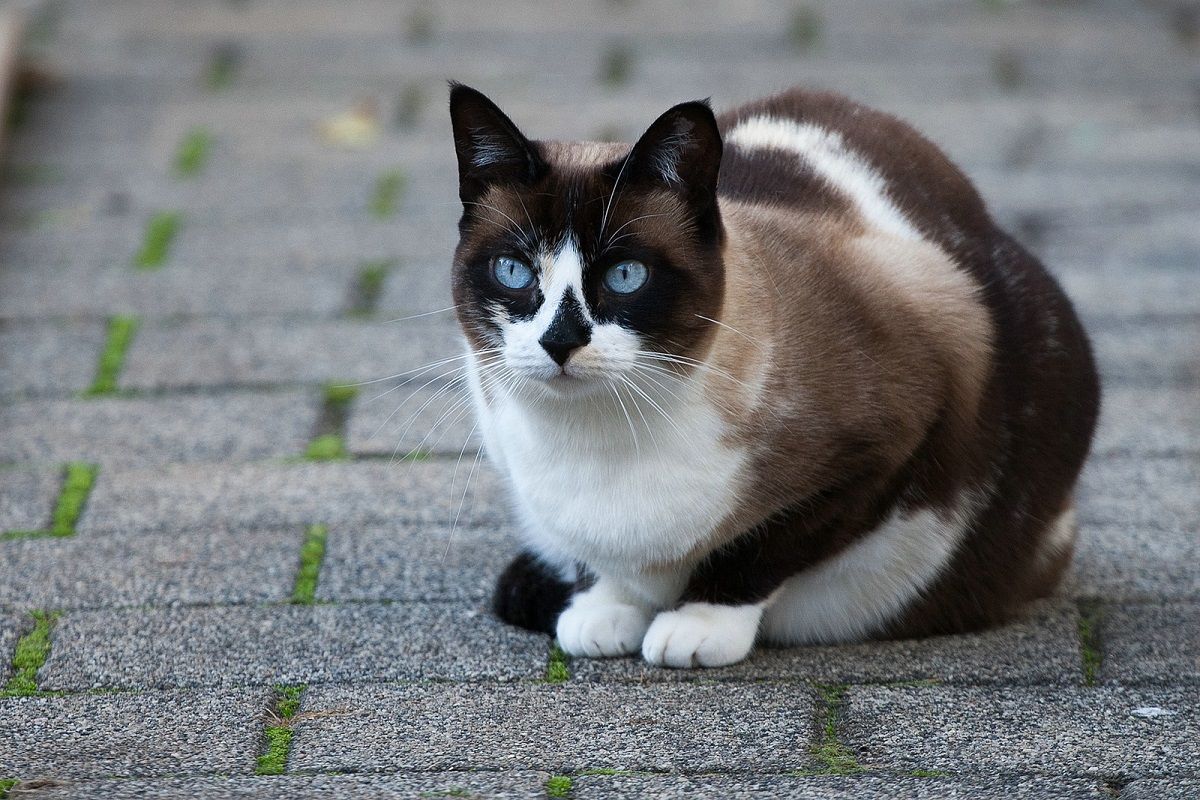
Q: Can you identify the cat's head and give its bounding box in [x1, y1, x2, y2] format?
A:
[449, 84, 725, 399]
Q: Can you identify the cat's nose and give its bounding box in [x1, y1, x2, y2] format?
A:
[539, 294, 592, 366]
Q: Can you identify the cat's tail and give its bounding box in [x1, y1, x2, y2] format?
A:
[492, 550, 573, 635]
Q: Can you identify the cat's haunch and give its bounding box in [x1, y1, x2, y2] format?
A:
[450, 84, 1100, 668]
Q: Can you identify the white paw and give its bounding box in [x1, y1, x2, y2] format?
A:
[641, 603, 762, 668]
[556, 600, 651, 658]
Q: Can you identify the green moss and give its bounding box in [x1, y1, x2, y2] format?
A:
[349, 260, 394, 315]
[809, 684, 864, 776]
[255, 727, 292, 775]
[4, 611, 61, 696]
[292, 525, 328, 604]
[545, 642, 571, 684]
[910, 769, 951, 777]
[133, 212, 181, 269]
[85, 315, 139, 396]
[394, 84, 426, 130]
[274, 683, 306, 719]
[419, 790, 471, 799]
[788, 7, 824, 51]
[1078, 603, 1103, 687]
[304, 434, 348, 462]
[206, 43, 241, 90]
[545, 775, 573, 798]
[0, 778, 17, 798]
[3, 164, 64, 185]
[324, 382, 359, 409]
[599, 43, 633, 87]
[575, 768, 648, 777]
[174, 128, 213, 177]
[50, 462, 99, 537]
[406, 7, 435, 43]
[370, 171, 406, 219]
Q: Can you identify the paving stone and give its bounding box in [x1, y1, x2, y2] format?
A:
[40, 602, 545, 690]
[0, 527, 299, 611]
[0, 611, 24, 685]
[571, 775, 1113, 799]
[346, 383, 480, 458]
[1088, 315, 1200, 387]
[1057, 268, 1200, 319]
[0, 467, 60, 532]
[77, 461, 507, 535]
[1078, 455, 1200, 536]
[0, 321, 106, 398]
[0, 392, 317, 468]
[292, 682, 821, 773]
[318, 522, 520, 603]
[0, 258, 362, 319]
[572, 600, 1082, 686]
[122, 316, 462, 390]
[1069, 522, 1200, 602]
[0, 689, 268, 779]
[16, 772, 553, 800]
[1093, 385, 1200, 457]
[1098, 603, 1200, 686]
[843, 686, 1200, 777]
[1122, 779, 1200, 800]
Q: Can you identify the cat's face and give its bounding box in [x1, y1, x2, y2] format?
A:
[449, 84, 725, 399]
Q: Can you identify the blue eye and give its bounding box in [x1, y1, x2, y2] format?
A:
[603, 260, 648, 294]
[493, 256, 534, 290]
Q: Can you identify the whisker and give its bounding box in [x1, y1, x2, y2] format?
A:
[382, 305, 459, 324]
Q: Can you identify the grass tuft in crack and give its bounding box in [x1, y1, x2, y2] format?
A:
[370, 170, 406, 219]
[0, 779, 16, 798]
[788, 7, 823, 51]
[910, 768, 951, 777]
[545, 642, 570, 684]
[174, 128, 213, 177]
[1078, 602, 1103, 686]
[347, 259, 395, 316]
[545, 775, 573, 798]
[85, 315, 139, 396]
[806, 683, 863, 776]
[256, 684, 305, 775]
[291, 524, 329, 604]
[304, 382, 358, 461]
[51, 463, 99, 537]
[133, 212, 181, 269]
[3, 611, 61, 697]
[599, 43, 633, 87]
[206, 42, 242, 90]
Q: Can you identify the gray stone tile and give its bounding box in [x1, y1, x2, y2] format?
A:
[318, 522, 520, 603]
[572, 600, 1082, 686]
[122, 316, 462, 390]
[0, 322, 106, 399]
[77, 461, 507, 535]
[0, 689, 268, 779]
[0, 612, 24, 685]
[18, 773, 553, 800]
[1093, 386, 1200, 457]
[1099, 603, 1200, 686]
[572, 775, 1112, 799]
[844, 686, 1200, 777]
[1058, 268, 1200, 319]
[1069, 522, 1200, 602]
[40, 602, 545, 690]
[292, 682, 820, 773]
[346, 384, 480, 458]
[1122, 779, 1200, 800]
[0, 467, 60, 533]
[1078, 455, 1199, 535]
[1089, 316, 1200, 387]
[0, 527, 299, 612]
[0, 392, 317, 468]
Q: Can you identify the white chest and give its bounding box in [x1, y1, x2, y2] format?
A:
[471, 374, 747, 572]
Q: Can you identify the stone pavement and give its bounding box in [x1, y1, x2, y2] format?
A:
[0, 1, 1197, 797]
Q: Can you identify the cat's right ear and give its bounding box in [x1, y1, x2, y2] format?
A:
[449, 83, 546, 205]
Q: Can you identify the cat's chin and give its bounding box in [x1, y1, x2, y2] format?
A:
[526, 371, 609, 400]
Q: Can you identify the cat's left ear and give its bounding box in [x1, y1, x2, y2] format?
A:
[449, 83, 547, 205]
[624, 100, 723, 213]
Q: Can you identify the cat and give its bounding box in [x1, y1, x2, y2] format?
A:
[447, 82, 1100, 668]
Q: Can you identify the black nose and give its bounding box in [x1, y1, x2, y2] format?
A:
[539, 293, 591, 367]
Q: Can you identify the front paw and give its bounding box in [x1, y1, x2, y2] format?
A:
[641, 603, 762, 668]
[556, 601, 651, 658]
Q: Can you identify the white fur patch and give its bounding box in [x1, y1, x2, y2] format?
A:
[641, 602, 763, 668]
[1037, 506, 1077, 570]
[556, 578, 652, 658]
[727, 116, 920, 241]
[761, 494, 981, 644]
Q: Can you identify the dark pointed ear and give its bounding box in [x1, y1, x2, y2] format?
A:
[624, 100, 722, 211]
[449, 83, 546, 205]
